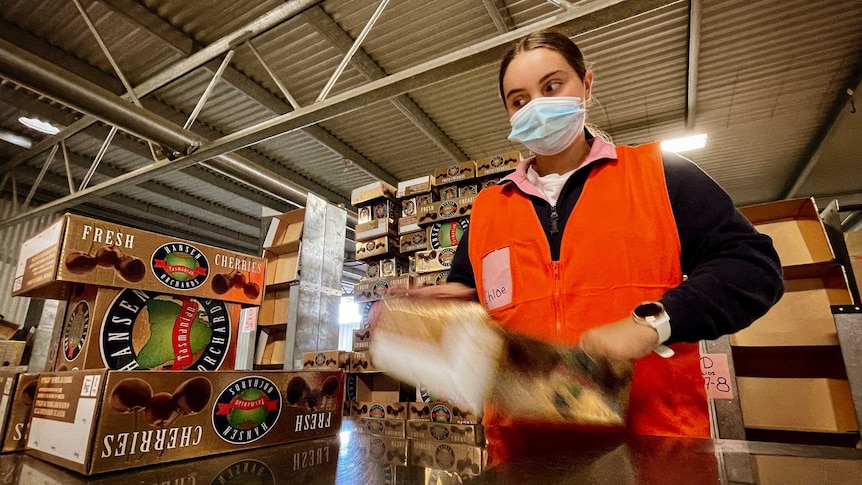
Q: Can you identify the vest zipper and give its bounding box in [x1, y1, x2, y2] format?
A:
[550, 204, 560, 235]
[552, 261, 562, 336]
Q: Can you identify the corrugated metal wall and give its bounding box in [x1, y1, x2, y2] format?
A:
[0, 198, 56, 328]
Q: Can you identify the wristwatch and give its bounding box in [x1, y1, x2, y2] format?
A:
[632, 301, 675, 358]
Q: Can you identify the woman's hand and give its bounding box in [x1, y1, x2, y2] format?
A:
[387, 282, 478, 300]
[579, 317, 660, 361]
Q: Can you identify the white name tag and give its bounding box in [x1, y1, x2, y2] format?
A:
[481, 247, 513, 311]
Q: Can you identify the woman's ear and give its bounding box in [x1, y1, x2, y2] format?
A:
[584, 70, 594, 102]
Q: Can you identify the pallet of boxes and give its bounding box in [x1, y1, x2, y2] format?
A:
[10, 214, 343, 475]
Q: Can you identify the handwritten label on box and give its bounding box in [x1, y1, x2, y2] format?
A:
[700, 353, 734, 399]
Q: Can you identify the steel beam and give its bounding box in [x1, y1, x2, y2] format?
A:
[482, 0, 515, 33]
[685, 0, 701, 130]
[303, 5, 468, 162]
[0, 0, 674, 228]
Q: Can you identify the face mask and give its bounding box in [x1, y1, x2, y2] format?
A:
[508, 96, 586, 156]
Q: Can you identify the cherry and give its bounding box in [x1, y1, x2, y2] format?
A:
[64, 252, 97, 274]
[212, 274, 230, 294]
[95, 246, 119, 268]
[116, 256, 145, 282]
[229, 272, 246, 289]
[243, 282, 260, 299]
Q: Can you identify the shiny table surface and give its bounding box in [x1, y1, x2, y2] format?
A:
[1, 420, 860, 484]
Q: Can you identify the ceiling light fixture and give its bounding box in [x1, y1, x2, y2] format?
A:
[661, 134, 707, 153]
[18, 116, 61, 135]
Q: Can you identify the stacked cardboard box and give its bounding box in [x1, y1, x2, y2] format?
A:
[734, 198, 859, 442]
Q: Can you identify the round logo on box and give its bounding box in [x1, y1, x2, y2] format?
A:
[212, 376, 281, 444]
[372, 280, 389, 299]
[369, 404, 386, 419]
[428, 219, 468, 249]
[431, 404, 452, 423]
[437, 247, 457, 267]
[151, 242, 210, 291]
[100, 289, 231, 370]
[438, 201, 458, 218]
[63, 299, 90, 361]
[214, 460, 274, 484]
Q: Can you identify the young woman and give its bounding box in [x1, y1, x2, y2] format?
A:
[403, 30, 783, 463]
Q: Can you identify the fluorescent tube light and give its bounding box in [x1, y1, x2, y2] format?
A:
[661, 134, 707, 153]
[18, 116, 61, 135]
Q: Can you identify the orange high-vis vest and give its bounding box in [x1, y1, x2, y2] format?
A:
[468, 141, 709, 446]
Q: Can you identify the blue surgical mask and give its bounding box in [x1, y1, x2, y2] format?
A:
[508, 96, 586, 156]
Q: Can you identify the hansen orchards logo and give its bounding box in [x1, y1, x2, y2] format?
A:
[212, 376, 281, 444]
[152, 242, 210, 291]
[100, 289, 231, 371]
[63, 300, 90, 361]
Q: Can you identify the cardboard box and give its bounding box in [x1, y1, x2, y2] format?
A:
[351, 351, 382, 373]
[414, 248, 457, 273]
[737, 377, 858, 433]
[417, 194, 434, 206]
[406, 421, 484, 445]
[433, 161, 476, 186]
[399, 231, 428, 254]
[354, 434, 408, 466]
[352, 181, 396, 206]
[54, 285, 241, 372]
[401, 197, 417, 218]
[739, 198, 835, 267]
[347, 374, 409, 419]
[411, 270, 449, 288]
[301, 350, 351, 372]
[845, 230, 862, 299]
[475, 150, 522, 177]
[417, 195, 475, 226]
[752, 455, 862, 485]
[26, 369, 343, 475]
[262, 209, 304, 255]
[372, 200, 399, 220]
[459, 183, 479, 197]
[0, 341, 25, 367]
[481, 177, 502, 190]
[255, 326, 286, 366]
[355, 417, 407, 438]
[352, 329, 372, 352]
[408, 440, 486, 476]
[357, 205, 373, 224]
[379, 258, 408, 278]
[353, 275, 411, 303]
[397, 176, 432, 198]
[365, 260, 380, 279]
[16, 432, 342, 484]
[263, 250, 299, 286]
[1, 373, 39, 453]
[258, 289, 289, 326]
[438, 185, 459, 201]
[355, 236, 399, 261]
[407, 401, 481, 425]
[398, 215, 421, 235]
[731, 264, 853, 346]
[355, 218, 397, 242]
[13, 213, 265, 305]
[427, 218, 469, 249]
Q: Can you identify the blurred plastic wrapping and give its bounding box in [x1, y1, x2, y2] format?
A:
[371, 298, 634, 426]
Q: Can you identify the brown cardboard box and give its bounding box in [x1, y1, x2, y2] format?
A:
[414, 248, 457, 273]
[481, 177, 502, 190]
[0, 341, 25, 367]
[737, 377, 858, 433]
[352, 181, 397, 206]
[752, 455, 862, 485]
[405, 421, 484, 445]
[371, 200, 400, 221]
[408, 440, 486, 476]
[475, 151, 522, 177]
[353, 275, 411, 303]
[731, 264, 853, 346]
[433, 161, 476, 186]
[417, 195, 475, 226]
[357, 205, 373, 224]
[255, 326, 286, 366]
[354, 434, 409, 466]
[347, 374, 408, 419]
[352, 328, 372, 352]
[355, 218, 397, 242]
[438, 185, 459, 201]
[427, 218, 469, 249]
[26, 369, 343, 475]
[1, 373, 39, 453]
[411, 270, 449, 288]
[264, 250, 299, 286]
[262, 209, 304, 255]
[397, 176, 432, 198]
[258, 291, 276, 326]
[407, 401, 481, 425]
[258, 289, 289, 326]
[355, 236, 399, 260]
[401, 197, 417, 218]
[459, 183, 479, 197]
[12, 213, 265, 305]
[739, 198, 835, 267]
[845, 230, 862, 299]
[54, 285, 241, 371]
[399, 230, 428, 253]
[379, 258, 408, 278]
[301, 350, 351, 372]
[398, 215, 421, 235]
[351, 351, 382, 373]
[355, 417, 407, 438]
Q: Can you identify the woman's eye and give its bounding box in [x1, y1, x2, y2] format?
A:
[512, 98, 528, 108]
[545, 81, 561, 93]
